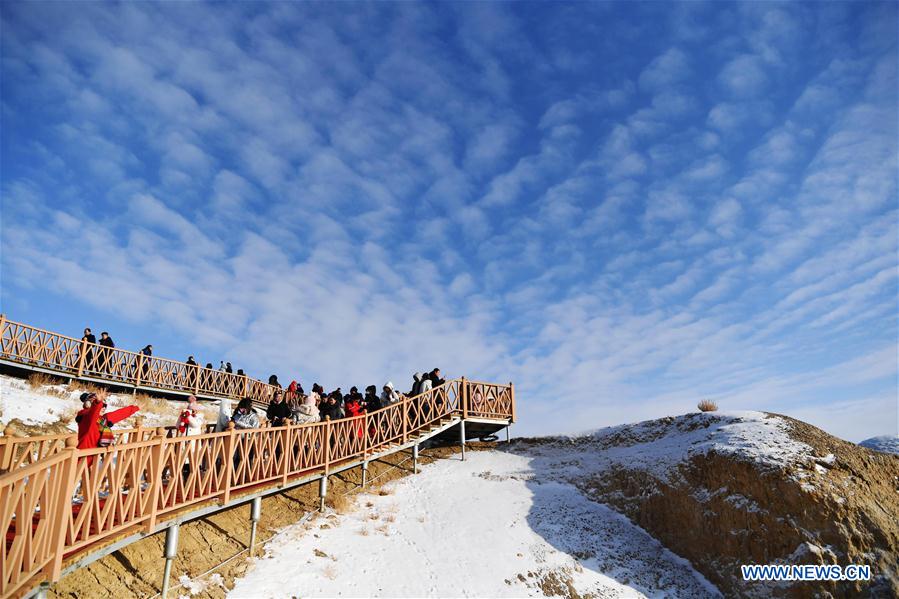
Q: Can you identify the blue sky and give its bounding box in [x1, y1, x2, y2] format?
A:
[1, 2, 896, 441]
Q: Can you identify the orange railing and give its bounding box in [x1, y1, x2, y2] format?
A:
[0, 316, 280, 405]
[1, 374, 514, 598]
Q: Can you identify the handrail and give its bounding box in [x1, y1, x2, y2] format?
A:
[1, 373, 514, 597]
[0, 316, 280, 405]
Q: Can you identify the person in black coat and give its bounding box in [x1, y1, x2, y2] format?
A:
[139, 344, 152, 379]
[98, 332, 115, 373]
[429, 368, 445, 388]
[81, 328, 96, 371]
[266, 390, 291, 426]
[363, 385, 381, 411]
[319, 395, 342, 421]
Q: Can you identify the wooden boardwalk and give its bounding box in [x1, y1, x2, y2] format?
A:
[0, 316, 515, 598]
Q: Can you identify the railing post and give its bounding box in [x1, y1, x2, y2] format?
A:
[402, 407, 408, 445]
[75, 336, 88, 377]
[0, 313, 6, 357]
[461, 377, 469, 420]
[47, 438, 79, 581]
[281, 422, 291, 486]
[509, 382, 516, 423]
[223, 422, 236, 504]
[324, 417, 331, 475]
[243, 374, 250, 398]
[0, 424, 17, 472]
[145, 427, 166, 533]
[363, 412, 370, 458]
[135, 353, 144, 388]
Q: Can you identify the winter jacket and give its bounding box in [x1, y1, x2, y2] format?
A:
[419, 378, 432, 395]
[266, 400, 291, 426]
[215, 399, 231, 432]
[232, 408, 259, 430]
[429, 372, 445, 388]
[380, 381, 401, 406]
[410, 373, 422, 397]
[99, 337, 115, 348]
[319, 402, 342, 421]
[344, 398, 365, 419]
[364, 391, 382, 412]
[77, 403, 139, 449]
[179, 409, 205, 435]
[292, 402, 320, 425]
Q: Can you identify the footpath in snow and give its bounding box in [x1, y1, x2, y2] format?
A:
[229, 450, 719, 598]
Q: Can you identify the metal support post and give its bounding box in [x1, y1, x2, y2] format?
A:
[361, 461, 369, 487]
[413, 444, 419, 474]
[319, 475, 328, 511]
[161, 524, 180, 599]
[460, 420, 466, 461]
[249, 497, 261, 557]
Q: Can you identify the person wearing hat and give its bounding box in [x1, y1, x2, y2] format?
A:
[76, 390, 139, 451]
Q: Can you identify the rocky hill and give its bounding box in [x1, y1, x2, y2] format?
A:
[509, 411, 899, 598]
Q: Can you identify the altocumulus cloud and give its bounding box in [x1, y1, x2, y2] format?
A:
[1, 1, 896, 441]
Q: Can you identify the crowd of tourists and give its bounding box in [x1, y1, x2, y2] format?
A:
[74, 367, 450, 449]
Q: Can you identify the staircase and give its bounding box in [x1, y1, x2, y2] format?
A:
[0, 317, 515, 599]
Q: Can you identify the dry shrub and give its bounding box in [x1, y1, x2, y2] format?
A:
[325, 492, 353, 514]
[358, 528, 369, 536]
[697, 399, 718, 412]
[376, 487, 393, 496]
[55, 406, 79, 427]
[66, 380, 103, 395]
[383, 514, 396, 523]
[46, 388, 70, 400]
[28, 373, 62, 390]
[132, 392, 170, 414]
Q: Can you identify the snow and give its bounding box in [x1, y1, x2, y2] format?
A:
[859, 435, 899, 455]
[525, 411, 814, 487]
[0, 373, 220, 431]
[229, 451, 719, 598]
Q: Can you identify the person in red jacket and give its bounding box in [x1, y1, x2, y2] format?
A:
[76, 390, 140, 449]
[343, 393, 366, 439]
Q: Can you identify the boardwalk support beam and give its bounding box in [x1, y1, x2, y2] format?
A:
[361, 461, 369, 488]
[413, 444, 419, 474]
[460, 420, 466, 461]
[319, 476, 328, 511]
[249, 497, 262, 557]
[161, 524, 180, 599]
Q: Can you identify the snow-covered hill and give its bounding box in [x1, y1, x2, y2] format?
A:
[230, 450, 719, 598]
[229, 411, 899, 598]
[512, 411, 899, 598]
[859, 435, 899, 455]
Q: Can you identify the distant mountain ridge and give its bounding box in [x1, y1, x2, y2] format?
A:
[859, 435, 899, 455]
